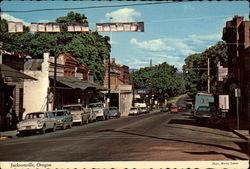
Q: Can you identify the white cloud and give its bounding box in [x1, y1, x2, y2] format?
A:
[105, 8, 141, 22]
[1, 13, 29, 26]
[130, 38, 173, 51]
[188, 34, 221, 41]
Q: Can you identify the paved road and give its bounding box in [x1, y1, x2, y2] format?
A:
[0, 110, 248, 161]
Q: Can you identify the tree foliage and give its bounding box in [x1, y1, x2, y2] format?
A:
[131, 62, 185, 103]
[183, 41, 227, 98]
[0, 12, 110, 85]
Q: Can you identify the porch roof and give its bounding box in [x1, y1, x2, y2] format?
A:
[50, 76, 107, 91]
[0, 64, 37, 80]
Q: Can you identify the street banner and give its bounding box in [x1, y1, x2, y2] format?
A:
[67, 23, 89, 32]
[30, 23, 60, 32]
[96, 22, 144, 32]
[8, 22, 23, 33]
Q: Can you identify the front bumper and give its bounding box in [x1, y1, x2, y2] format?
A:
[18, 125, 42, 131]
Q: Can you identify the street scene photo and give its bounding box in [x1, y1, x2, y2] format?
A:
[0, 1, 249, 168]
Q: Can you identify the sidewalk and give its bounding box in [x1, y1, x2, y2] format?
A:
[0, 130, 18, 141]
[225, 114, 250, 141]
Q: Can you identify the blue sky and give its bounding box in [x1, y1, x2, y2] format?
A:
[1, 1, 249, 71]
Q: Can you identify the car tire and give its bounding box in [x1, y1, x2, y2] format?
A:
[80, 119, 83, 126]
[40, 125, 46, 134]
[52, 124, 57, 132]
[19, 131, 26, 136]
[62, 123, 67, 130]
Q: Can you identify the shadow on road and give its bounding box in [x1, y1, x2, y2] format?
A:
[167, 119, 236, 137]
[100, 129, 249, 159]
[184, 150, 247, 160]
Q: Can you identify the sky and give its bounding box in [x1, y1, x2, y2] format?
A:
[1, 1, 249, 71]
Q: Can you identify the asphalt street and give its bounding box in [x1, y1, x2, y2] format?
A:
[0, 110, 248, 161]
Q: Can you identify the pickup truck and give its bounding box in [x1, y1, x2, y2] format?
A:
[88, 102, 109, 120]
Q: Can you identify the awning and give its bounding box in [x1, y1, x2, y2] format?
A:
[50, 76, 107, 91]
[0, 64, 37, 80]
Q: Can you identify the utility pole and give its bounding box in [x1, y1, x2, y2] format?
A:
[207, 57, 210, 93]
[107, 17, 112, 107]
[53, 54, 57, 110]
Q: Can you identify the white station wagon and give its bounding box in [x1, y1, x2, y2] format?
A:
[17, 111, 57, 135]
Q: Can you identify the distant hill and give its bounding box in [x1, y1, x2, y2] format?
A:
[129, 68, 138, 73]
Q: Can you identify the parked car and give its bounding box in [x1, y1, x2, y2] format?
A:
[84, 108, 96, 122]
[88, 102, 109, 120]
[140, 107, 149, 114]
[17, 111, 57, 135]
[129, 107, 140, 116]
[160, 106, 169, 112]
[178, 103, 187, 111]
[62, 104, 89, 125]
[170, 105, 179, 113]
[53, 110, 73, 130]
[195, 106, 212, 122]
[108, 107, 121, 118]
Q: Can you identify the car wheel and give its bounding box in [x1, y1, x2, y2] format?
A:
[19, 131, 26, 136]
[80, 119, 83, 126]
[62, 123, 67, 130]
[52, 124, 57, 132]
[40, 125, 46, 134]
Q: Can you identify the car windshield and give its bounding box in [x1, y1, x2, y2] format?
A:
[64, 106, 81, 111]
[130, 108, 137, 110]
[25, 113, 45, 119]
[56, 111, 65, 116]
[89, 104, 103, 108]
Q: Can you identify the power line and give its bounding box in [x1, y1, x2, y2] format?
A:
[2, 1, 179, 13]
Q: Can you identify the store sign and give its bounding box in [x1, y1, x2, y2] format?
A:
[96, 22, 144, 32]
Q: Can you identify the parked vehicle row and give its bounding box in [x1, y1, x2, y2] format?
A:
[17, 103, 121, 135]
[128, 107, 149, 116]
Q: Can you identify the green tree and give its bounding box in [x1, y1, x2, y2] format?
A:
[0, 12, 110, 85]
[131, 62, 185, 104]
[183, 41, 227, 98]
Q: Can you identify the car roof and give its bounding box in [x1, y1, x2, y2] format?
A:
[26, 111, 46, 114]
[63, 104, 82, 107]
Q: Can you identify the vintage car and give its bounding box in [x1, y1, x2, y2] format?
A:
[88, 102, 109, 120]
[170, 105, 179, 113]
[62, 104, 89, 125]
[129, 107, 140, 116]
[53, 109, 73, 129]
[17, 111, 57, 135]
[160, 106, 169, 112]
[84, 108, 96, 122]
[108, 107, 121, 118]
[140, 107, 149, 114]
[194, 106, 212, 122]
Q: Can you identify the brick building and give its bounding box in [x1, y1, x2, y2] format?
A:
[104, 58, 132, 116]
[222, 16, 250, 125]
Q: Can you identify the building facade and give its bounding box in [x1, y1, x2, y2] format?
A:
[222, 16, 250, 124]
[104, 58, 132, 116]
